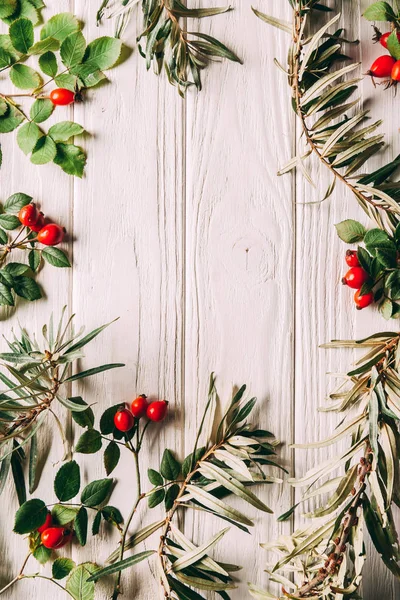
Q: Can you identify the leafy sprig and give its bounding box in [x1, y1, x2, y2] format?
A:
[254, 0, 400, 234]
[87, 375, 284, 600]
[0, 308, 124, 500]
[0, 6, 122, 175]
[251, 331, 400, 598]
[97, 0, 241, 96]
[0, 192, 70, 312]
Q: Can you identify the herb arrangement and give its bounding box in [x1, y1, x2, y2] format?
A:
[0, 3, 122, 176]
[96, 0, 241, 96]
[0, 192, 70, 311]
[366, 1, 400, 87]
[0, 309, 124, 503]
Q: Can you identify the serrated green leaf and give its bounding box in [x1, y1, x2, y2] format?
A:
[54, 142, 86, 177]
[9, 18, 33, 53]
[0, 0, 17, 19]
[0, 282, 13, 306]
[60, 30, 86, 68]
[75, 506, 88, 546]
[160, 449, 181, 481]
[30, 98, 54, 123]
[71, 397, 95, 429]
[4, 192, 31, 213]
[75, 429, 102, 454]
[148, 488, 165, 508]
[14, 498, 47, 533]
[0, 104, 24, 132]
[13, 275, 41, 300]
[52, 504, 79, 526]
[41, 13, 80, 42]
[39, 50, 57, 76]
[363, 1, 396, 21]
[104, 441, 120, 475]
[81, 478, 112, 507]
[10, 63, 41, 89]
[42, 246, 71, 267]
[54, 460, 80, 501]
[29, 37, 60, 55]
[148, 468, 163, 486]
[83, 36, 122, 70]
[31, 135, 57, 164]
[48, 121, 85, 142]
[53, 558, 76, 580]
[17, 121, 40, 154]
[66, 562, 98, 600]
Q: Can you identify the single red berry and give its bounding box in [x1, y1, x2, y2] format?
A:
[114, 408, 135, 432]
[54, 530, 73, 548]
[380, 31, 400, 48]
[354, 289, 374, 310]
[345, 250, 360, 268]
[37, 511, 52, 534]
[50, 88, 75, 106]
[37, 223, 65, 246]
[18, 203, 39, 227]
[131, 394, 148, 418]
[392, 60, 400, 82]
[30, 212, 45, 233]
[368, 55, 396, 78]
[146, 400, 168, 422]
[342, 267, 369, 289]
[41, 527, 65, 549]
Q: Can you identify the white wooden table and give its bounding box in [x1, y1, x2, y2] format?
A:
[0, 0, 399, 598]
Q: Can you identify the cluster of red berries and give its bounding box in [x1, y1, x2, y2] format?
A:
[342, 250, 374, 310]
[114, 395, 168, 432]
[38, 512, 72, 550]
[18, 203, 65, 246]
[368, 30, 400, 83]
[49, 88, 75, 106]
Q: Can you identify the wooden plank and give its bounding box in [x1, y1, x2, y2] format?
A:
[184, 1, 295, 596]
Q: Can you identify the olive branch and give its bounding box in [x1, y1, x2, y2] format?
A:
[253, 0, 400, 235]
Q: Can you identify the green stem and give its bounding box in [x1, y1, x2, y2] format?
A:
[23, 575, 75, 598]
[0, 552, 31, 596]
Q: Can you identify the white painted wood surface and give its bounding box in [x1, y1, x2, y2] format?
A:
[0, 0, 398, 598]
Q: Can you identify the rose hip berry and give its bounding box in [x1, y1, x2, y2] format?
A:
[37, 223, 65, 246]
[41, 527, 66, 549]
[147, 400, 168, 422]
[18, 203, 39, 227]
[54, 530, 73, 548]
[37, 511, 52, 534]
[345, 250, 360, 268]
[50, 88, 75, 106]
[368, 55, 396, 78]
[131, 395, 148, 418]
[342, 267, 369, 289]
[114, 408, 135, 432]
[30, 212, 45, 233]
[354, 289, 374, 310]
[379, 31, 400, 48]
[391, 60, 400, 82]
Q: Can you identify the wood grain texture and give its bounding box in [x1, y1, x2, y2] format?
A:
[0, 0, 398, 598]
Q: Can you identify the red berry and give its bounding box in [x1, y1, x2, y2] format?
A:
[146, 400, 168, 422]
[380, 31, 400, 48]
[18, 203, 39, 227]
[30, 212, 45, 233]
[114, 408, 135, 432]
[345, 250, 360, 268]
[54, 530, 73, 548]
[368, 55, 396, 78]
[354, 289, 374, 310]
[41, 527, 66, 549]
[50, 88, 75, 106]
[392, 60, 400, 82]
[342, 267, 369, 289]
[37, 511, 52, 534]
[37, 223, 65, 246]
[131, 395, 148, 418]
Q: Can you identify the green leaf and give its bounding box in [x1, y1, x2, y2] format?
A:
[335, 219, 366, 243]
[104, 441, 120, 475]
[52, 558, 76, 580]
[9, 18, 33, 53]
[81, 478, 113, 507]
[71, 397, 95, 428]
[28, 432, 38, 493]
[92, 511, 101, 535]
[33, 544, 51, 565]
[380, 297, 393, 320]
[160, 449, 181, 481]
[4, 192, 28, 215]
[0, 99, 8, 117]
[60, 30, 86, 67]
[30, 98, 54, 123]
[99, 404, 121, 435]
[10, 63, 41, 89]
[101, 505, 123, 525]
[75, 506, 88, 546]
[171, 528, 229, 573]
[54, 460, 80, 501]
[48, 121, 85, 142]
[29, 37, 60, 55]
[42, 247, 71, 267]
[364, 228, 392, 249]
[66, 363, 124, 382]
[363, 1, 396, 21]
[13, 275, 41, 300]
[0, 214, 20, 229]
[17, 121, 40, 154]
[66, 562, 98, 600]
[39, 50, 57, 77]
[251, 7, 292, 33]
[165, 483, 180, 511]
[41, 13, 80, 42]
[4, 262, 29, 275]
[75, 429, 102, 454]
[28, 249, 41, 271]
[51, 504, 79, 526]
[54, 72, 77, 91]
[0, 0, 17, 19]
[3, 0, 39, 26]
[376, 247, 397, 268]
[0, 229, 7, 245]
[148, 488, 165, 508]
[87, 551, 155, 582]
[148, 468, 163, 486]
[83, 36, 122, 70]
[0, 282, 13, 306]
[0, 104, 24, 133]
[14, 498, 47, 533]
[31, 135, 57, 164]
[0, 49, 13, 69]
[11, 449, 26, 506]
[54, 142, 86, 177]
